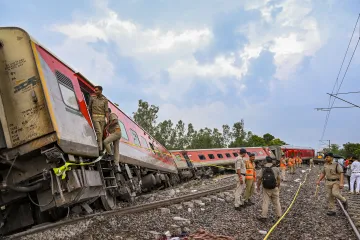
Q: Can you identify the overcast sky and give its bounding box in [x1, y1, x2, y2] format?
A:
[2, 0, 360, 151]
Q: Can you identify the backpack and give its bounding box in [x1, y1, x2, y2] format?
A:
[262, 167, 277, 189]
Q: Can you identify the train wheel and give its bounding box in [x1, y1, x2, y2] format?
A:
[101, 190, 117, 211]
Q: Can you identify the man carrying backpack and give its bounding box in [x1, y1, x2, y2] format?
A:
[256, 156, 282, 222]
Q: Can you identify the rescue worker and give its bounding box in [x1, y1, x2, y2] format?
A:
[309, 158, 314, 169]
[103, 108, 122, 171]
[88, 86, 109, 155]
[280, 154, 287, 181]
[243, 153, 256, 206]
[234, 148, 247, 210]
[316, 153, 348, 216]
[288, 156, 295, 174]
[257, 156, 282, 222]
[299, 157, 303, 168]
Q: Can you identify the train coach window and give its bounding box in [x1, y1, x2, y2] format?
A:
[217, 154, 223, 158]
[198, 154, 206, 160]
[140, 136, 149, 149]
[233, 153, 239, 157]
[225, 153, 231, 158]
[129, 129, 141, 146]
[55, 71, 79, 111]
[208, 154, 215, 159]
[118, 121, 129, 140]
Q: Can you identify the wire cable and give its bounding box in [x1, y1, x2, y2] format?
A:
[320, 14, 360, 143]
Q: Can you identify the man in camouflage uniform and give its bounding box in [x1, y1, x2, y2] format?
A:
[316, 152, 348, 216]
[104, 108, 122, 171]
[234, 148, 248, 210]
[88, 86, 109, 155]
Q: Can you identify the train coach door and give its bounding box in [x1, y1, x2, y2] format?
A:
[182, 153, 193, 168]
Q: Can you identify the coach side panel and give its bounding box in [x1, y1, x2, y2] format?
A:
[0, 28, 54, 149]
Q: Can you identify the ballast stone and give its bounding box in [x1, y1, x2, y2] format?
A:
[159, 208, 171, 214]
[193, 200, 205, 206]
[183, 201, 194, 208]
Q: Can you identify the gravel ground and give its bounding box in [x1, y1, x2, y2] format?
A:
[19, 165, 356, 240]
[269, 165, 357, 240]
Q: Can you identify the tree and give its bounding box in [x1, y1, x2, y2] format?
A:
[132, 99, 288, 150]
[212, 128, 225, 148]
[133, 100, 159, 136]
[246, 134, 266, 147]
[342, 143, 360, 158]
[173, 120, 186, 150]
[268, 138, 286, 146]
[222, 124, 231, 147]
[263, 133, 275, 144]
[154, 120, 174, 148]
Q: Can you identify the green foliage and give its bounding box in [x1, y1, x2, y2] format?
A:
[322, 143, 360, 158]
[133, 100, 287, 150]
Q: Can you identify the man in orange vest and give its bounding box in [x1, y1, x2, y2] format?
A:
[299, 157, 303, 168]
[280, 154, 287, 181]
[244, 153, 256, 206]
[288, 156, 295, 174]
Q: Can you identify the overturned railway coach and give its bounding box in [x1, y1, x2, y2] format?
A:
[0, 27, 181, 234]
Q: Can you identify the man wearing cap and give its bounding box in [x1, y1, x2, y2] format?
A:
[257, 156, 282, 221]
[243, 153, 256, 206]
[316, 152, 348, 216]
[234, 148, 247, 210]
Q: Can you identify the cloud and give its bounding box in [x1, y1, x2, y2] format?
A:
[239, 0, 324, 81]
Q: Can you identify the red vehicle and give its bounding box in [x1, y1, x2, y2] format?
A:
[0, 27, 180, 234]
[170, 147, 270, 177]
[281, 146, 315, 164]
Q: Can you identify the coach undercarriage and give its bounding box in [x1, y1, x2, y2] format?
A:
[0, 143, 179, 235]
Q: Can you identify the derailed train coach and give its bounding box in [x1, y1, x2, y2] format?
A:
[170, 146, 274, 176]
[171, 145, 315, 176]
[0, 27, 181, 234]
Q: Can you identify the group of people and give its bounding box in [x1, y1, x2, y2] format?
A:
[234, 149, 282, 222]
[88, 85, 122, 171]
[279, 155, 303, 181]
[341, 156, 360, 194]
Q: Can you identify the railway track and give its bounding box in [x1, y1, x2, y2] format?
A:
[6, 183, 236, 240]
[338, 193, 360, 240]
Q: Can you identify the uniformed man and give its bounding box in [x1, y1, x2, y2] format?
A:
[88, 86, 109, 155]
[288, 156, 295, 174]
[104, 108, 122, 171]
[316, 152, 348, 216]
[234, 148, 247, 210]
[243, 153, 256, 206]
[257, 156, 282, 222]
[309, 158, 314, 169]
[280, 154, 287, 181]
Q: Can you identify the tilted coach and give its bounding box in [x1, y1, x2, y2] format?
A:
[0, 27, 181, 234]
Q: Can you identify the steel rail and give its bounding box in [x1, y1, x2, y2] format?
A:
[6, 183, 236, 239]
[337, 199, 360, 240]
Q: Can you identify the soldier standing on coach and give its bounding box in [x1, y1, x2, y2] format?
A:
[257, 156, 282, 222]
[88, 86, 109, 155]
[234, 148, 247, 210]
[243, 153, 256, 206]
[316, 153, 348, 216]
[104, 108, 122, 171]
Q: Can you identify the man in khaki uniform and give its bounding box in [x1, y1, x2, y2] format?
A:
[243, 153, 256, 206]
[88, 86, 109, 155]
[309, 158, 314, 168]
[104, 108, 122, 170]
[257, 156, 282, 221]
[317, 152, 348, 216]
[234, 148, 247, 210]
